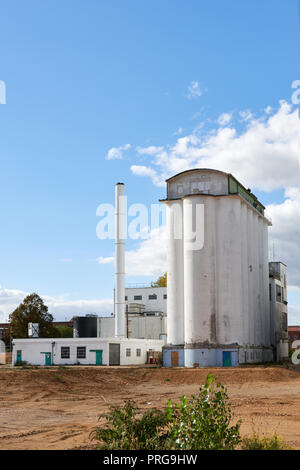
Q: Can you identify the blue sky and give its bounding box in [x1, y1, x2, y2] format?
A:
[0, 0, 299, 321]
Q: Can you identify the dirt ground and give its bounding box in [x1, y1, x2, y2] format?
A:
[0, 364, 300, 450]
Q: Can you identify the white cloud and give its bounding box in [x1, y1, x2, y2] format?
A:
[130, 165, 164, 186]
[266, 187, 300, 287]
[136, 146, 164, 156]
[239, 109, 253, 121]
[173, 127, 184, 136]
[186, 81, 205, 100]
[125, 226, 167, 276]
[131, 101, 299, 192]
[0, 285, 113, 322]
[96, 226, 167, 277]
[218, 112, 232, 126]
[106, 143, 131, 160]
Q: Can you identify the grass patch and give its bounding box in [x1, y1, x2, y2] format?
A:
[241, 433, 291, 450]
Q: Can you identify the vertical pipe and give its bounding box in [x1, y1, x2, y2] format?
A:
[115, 183, 126, 338]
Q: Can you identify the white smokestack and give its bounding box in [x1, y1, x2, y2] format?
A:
[115, 183, 126, 338]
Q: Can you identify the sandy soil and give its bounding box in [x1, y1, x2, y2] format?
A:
[0, 365, 300, 450]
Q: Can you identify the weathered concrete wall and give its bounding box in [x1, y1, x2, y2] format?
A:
[163, 169, 272, 366]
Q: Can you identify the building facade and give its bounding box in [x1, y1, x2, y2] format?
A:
[12, 337, 164, 366]
[124, 286, 167, 314]
[161, 168, 286, 367]
[269, 262, 289, 360]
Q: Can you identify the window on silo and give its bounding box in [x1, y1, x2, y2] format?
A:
[77, 347, 86, 359]
[126, 348, 131, 357]
[276, 285, 282, 302]
[149, 294, 157, 300]
[136, 348, 141, 357]
[164, 294, 167, 299]
[281, 313, 287, 332]
[61, 347, 70, 359]
[125, 296, 128, 301]
[134, 295, 142, 301]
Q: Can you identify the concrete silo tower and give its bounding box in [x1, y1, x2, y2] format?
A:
[161, 169, 273, 367]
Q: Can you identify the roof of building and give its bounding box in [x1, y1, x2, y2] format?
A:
[163, 168, 266, 216]
[165, 168, 228, 182]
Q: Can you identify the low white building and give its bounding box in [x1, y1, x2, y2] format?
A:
[12, 337, 165, 366]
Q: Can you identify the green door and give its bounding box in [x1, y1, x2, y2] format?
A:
[16, 350, 22, 362]
[95, 350, 102, 365]
[223, 351, 231, 367]
[90, 349, 103, 365]
[41, 352, 52, 365]
[45, 352, 51, 366]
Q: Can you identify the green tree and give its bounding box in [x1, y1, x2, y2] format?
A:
[9, 293, 55, 339]
[151, 273, 167, 287]
[53, 325, 73, 338]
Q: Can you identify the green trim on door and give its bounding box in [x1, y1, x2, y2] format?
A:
[16, 350, 22, 362]
[41, 352, 52, 366]
[90, 349, 103, 365]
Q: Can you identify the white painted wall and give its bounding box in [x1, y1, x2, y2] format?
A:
[12, 338, 165, 366]
[125, 286, 167, 314]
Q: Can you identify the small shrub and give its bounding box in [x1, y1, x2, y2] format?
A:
[241, 433, 291, 450]
[15, 360, 28, 367]
[91, 400, 169, 450]
[166, 373, 241, 450]
[92, 375, 241, 450]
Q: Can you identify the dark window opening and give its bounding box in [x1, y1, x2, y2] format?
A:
[77, 347, 86, 359]
[61, 347, 70, 359]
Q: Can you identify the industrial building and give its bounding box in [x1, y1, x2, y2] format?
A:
[124, 286, 167, 314]
[161, 168, 288, 367]
[73, 301, 167, 341]
[11, 172, 289, 368]
[12, 183, 165, 366]
[269, 262, 289, 359]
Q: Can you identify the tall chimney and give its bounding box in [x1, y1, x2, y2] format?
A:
[115, 183, 126, 338]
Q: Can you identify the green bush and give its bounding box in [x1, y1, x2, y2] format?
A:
[14, 360, 28, 367]
[91, 400, 169, 450]
[241, 433, 291, 450]
[166, 373, 241, 450]
[92, 374, 241, 450]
